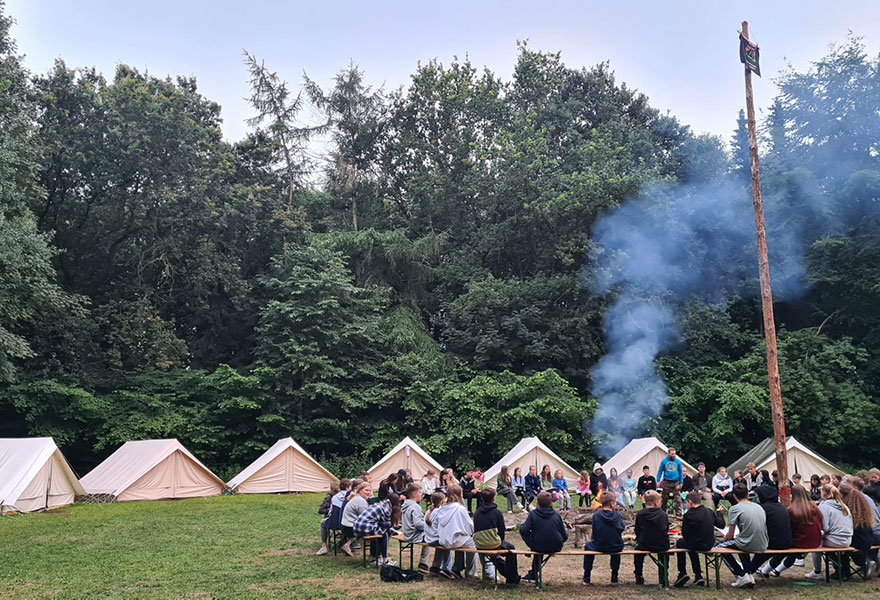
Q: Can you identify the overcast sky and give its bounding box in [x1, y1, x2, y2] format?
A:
[6, 1, 880, 147]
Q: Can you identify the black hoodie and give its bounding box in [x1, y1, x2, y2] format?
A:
[473, 501, 506, 549]
[520, 506, 568, 554]
[756, 485, 793, 549]
[634, 506, 669, 552]
[681, 504, 725, 551]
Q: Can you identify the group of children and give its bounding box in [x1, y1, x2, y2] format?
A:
[315, 457, 880, 589]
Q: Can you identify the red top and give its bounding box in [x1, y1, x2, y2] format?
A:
[790, 508, 822, 548]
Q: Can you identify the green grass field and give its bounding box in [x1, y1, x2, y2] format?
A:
[2, 494, 879, 599]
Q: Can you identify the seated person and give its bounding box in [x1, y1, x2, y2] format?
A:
[693, 463, 713, 505]
[621, 469, 638, 509]
[582, 491, 625, 586]
[353, 493, 401, 566]
[520, 491, 568, 582]
[633, 490, 670, 586]
[425, 491, 452, 577]
[496, 465, 523, 513]
[460, 470, 479, 514]
[589, 463, 608, 501]
[473, 488, 520, 584]
[712, 466, 735, 508]
[552, 469, 571, 510]
[524, 465, 542, 510]
[714, 483, 768, 588]
[758, 484, 822, 577]
[746, 485, 792, 577]
[674, 491, 725, 587]
[435, 484, 477, 578]
[316, 481, 342, 556]
[577, 470, 591, 508]
[805, 483, 854, 580]
[340, 481, 370, 556]
[512, 467, 526, 506]
[401, 482, 432, 573]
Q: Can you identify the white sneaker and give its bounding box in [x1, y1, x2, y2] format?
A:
[804, 570, 824, 580]
[507, 510, 512, 514]
[731, 575, 752, 588]
[315, 547, 328, 556]
[747, 573, 755, 585]
[794, 558, 805, 567]
[517, 503, 523, 510]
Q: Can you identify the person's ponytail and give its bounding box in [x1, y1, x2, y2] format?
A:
[822, 483, 849, 517]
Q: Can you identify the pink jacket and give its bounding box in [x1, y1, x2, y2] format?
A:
[577, 478, 590, 494]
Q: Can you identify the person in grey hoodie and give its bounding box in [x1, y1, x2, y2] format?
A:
[434, 484, 477, 578]
[806, 484, 854, 580]
[401, 482, 431, 572]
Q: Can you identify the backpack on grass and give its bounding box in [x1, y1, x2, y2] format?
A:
[379, 564, 424, 583]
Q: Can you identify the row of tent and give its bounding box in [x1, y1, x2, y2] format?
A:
[1, 434, 844, 515]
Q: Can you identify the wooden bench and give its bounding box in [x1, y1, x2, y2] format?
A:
[512, 549, 685, 590]
[391, 535, 511, 587]
[705, 546, 856, 589]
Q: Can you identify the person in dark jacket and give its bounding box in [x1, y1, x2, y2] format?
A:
[520, 492, 568, 582]
[524, 466, 542, 510]
[377, 473, 398, 501]
[473, 489, 520, 584]
[460, 470, 479, 514]
[633, 490, 670, 586]
[674, 491, 725, 587]
[746, 485, 793, 576]
[582, 491, 625, 585]
[637, 465, 657, 496]
[588, 463, 608, 499]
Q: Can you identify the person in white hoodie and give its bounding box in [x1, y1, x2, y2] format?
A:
[401, 482, 432, 573]
[434, 484, 478, 578]
[806, 484, 854, 580]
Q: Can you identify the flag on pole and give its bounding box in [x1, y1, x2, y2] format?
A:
[740, 33, 761, 76]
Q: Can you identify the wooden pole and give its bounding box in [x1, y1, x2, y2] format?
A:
[741, 21, 790, 504]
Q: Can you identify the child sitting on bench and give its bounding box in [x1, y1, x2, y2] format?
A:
[633, 490, 670, 586]
[401, 482, 431, 573]
[520, 491, 568, 583]
[582, 491, 625, 586]
[674, 490, 725, 587]
[473, 488, 520, 584]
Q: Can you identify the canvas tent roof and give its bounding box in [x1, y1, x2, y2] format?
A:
[727, 436, 843, 481]
[602, 437, 698, 479]
[228, 437, 337, 493]
[484, 437, 580, 490]
[81, 439, 226, 501]
[0, 437, 85, 514]
[367, 437, 443, 484]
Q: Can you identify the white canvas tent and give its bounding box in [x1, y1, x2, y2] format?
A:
[81, 439, 226, 501]
[727, 436, 843, 483]
[602, 437, 698, 479]
[0, 437, 85, 514]
[484, 437, 580, 490]
[367, 437, 443, 484]
[228, 437, 337, 494]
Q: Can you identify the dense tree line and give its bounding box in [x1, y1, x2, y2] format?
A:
[2, 4, 879, 478]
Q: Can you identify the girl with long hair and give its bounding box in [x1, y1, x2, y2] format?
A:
[839, 483, 878, 576]
[577, 470, 590, 508]
[759, 484, 822, 576]
[352, 492, 401, 566]
[377, 473, 398, 501]
[806, 484, 854, 580]
[434, 484, 477, 578]
[496, 465, 523, 513]
[540, 464, 558, 502]
[512, 467, 526, 507]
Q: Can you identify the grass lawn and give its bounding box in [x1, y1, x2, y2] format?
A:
[2, 494, 879, 599]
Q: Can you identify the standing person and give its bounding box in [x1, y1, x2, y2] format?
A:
[520, 491, 568, 583]
[693, 463, 712, 505]
[401, 483, 431, 573]
[607, 468, 622, 505]
[637, 465, 657, 498]
[512, 467, 526, 507]
[714, 483, 768, 588]
[577, 470, 591, 508]
[657, 448, 684, 517]
[524, 465, 542, 511]
[746, 485, 793, 578]
[552, 469, 571, 510]
[473, 488, 520, 585]
[589, 463, 608, 501]
[435, 484, 477, 579]
[340, 482, 371, 557]
[622, 469, 638, 509]
[581, 492, 625, 586]
[759, 484, 822, 577]
[632, 490, 670, 586]
[353, 494, 401, 567]
[805, 484, 853, 580]
[673, 491, 725, 587]
[496, 465, 523, 514]
[839, 483, 877, 578]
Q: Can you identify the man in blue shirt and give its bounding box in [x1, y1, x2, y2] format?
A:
[657, 447, 684, 517]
